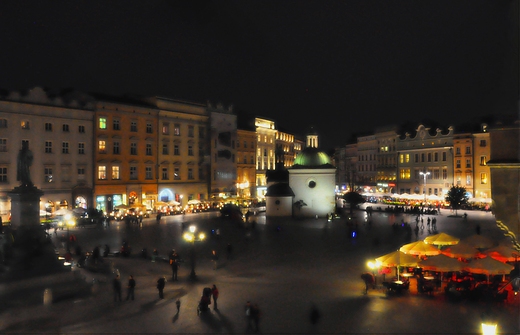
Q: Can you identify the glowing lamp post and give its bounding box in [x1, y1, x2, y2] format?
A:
[367, 260, 381, 285]
[183, 225, 205, 280]
[419, 171, 430, 203]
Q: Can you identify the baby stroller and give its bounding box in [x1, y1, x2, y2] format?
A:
[197, 287, 212, 315]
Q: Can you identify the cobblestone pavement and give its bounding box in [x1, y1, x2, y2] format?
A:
[1, 206, 518, 334]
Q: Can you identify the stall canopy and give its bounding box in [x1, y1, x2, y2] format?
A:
[484, 245, 520, 263]
[463, 257, 514, 277]
[441, 241, 483, 260]
[400, 241, 441, 256]
[419, 254, 466, 272]
[462, 234, 495, 250]
[424, 233, 460, 246]
[375, 250, 418, 280]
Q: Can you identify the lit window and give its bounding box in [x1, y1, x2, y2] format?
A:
[99, 117, 107, 129]
[399, 168, 410, 180]
[112, 166, 120, 180]
[174, 124, 180, 136]
[480, 156, 487, 166]
[44, 167, 53, 182]
[480, 173, 487, 184]
[98, 166, 107, 180]
[21, 121, 30, 129]
[98, 140, 106, 153]
[162, 123, 169, 135]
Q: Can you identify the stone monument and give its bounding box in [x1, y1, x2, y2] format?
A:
[2, 143, 67, 280]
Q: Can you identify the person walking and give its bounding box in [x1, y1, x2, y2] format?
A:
[211, 284, 219, 310]
[226, 243, 233, 260]
[126, 275, 136, 301]
[309, 303, 321, 325]
[170, 258, 179, 281]
[113, 274, 122, 302]
[157, 276, 166, 299]
[176, 299, 181, 314]
[251, 303, 261, 332]
[245, 301, 253, 331]
[212, 250, 219, 270]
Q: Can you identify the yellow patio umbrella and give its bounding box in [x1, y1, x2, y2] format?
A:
[375, 250, 418, 280]
[424, 232, 460, 246]
[400, 241, 441, 256]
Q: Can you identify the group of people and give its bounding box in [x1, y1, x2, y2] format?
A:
[112, 274, 136, 302]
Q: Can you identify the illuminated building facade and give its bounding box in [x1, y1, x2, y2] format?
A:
[0, 87, 95, 221]
[356, 134, 378, 191]
[255, 118, 276, 199]
[374, 127, 398, 193]
[472, 130, 492, 199]
[236, 128, 257, 199]
[453, 133, 475, 197]
[396, 125, 454, 197]
[209, 103, 237, 198]
[275, 129, 298, 168]
[151, 97, 209, 207]
[93, 96, 159, 213]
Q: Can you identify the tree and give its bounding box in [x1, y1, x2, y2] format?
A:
[343, 192, 365, 218]
[445, 186, 469, 216]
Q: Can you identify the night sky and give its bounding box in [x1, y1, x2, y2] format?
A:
[1, 1, 518, 151]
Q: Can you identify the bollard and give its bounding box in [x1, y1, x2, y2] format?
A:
[43, 288, 53, 306]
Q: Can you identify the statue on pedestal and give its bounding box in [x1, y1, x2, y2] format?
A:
[17, 142, 33, 187]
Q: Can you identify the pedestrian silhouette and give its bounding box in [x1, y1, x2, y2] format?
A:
[176, 299, 181, 314]
[113, 274, 122, 302]
[126, 275, 135, 301]
[309, 303, 321, 325]
[157, 276, 165, 299]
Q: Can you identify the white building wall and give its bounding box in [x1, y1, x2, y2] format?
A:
[266, 196, 293, 217]
[289, 168, 336, 217]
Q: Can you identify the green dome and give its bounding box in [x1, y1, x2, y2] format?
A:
[292, 147, 334, 168]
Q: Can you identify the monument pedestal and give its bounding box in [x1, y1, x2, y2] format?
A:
[1, 185, 67, 281]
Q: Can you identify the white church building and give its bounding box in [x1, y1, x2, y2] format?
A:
[266, 132, 336, 218]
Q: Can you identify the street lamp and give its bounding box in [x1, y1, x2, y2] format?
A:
[419, 171, 430, 203]
[183, 224, 205, 280]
